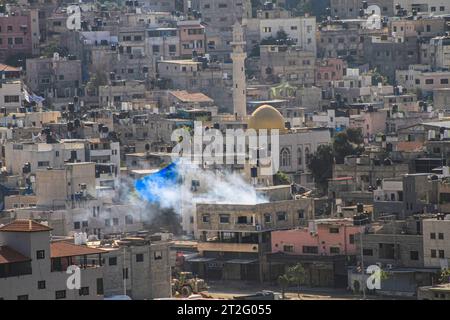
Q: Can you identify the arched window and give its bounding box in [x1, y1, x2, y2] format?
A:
[297, 146, 303, 166]
[305, 147, 311, 165]
[280, 148, 291, 167]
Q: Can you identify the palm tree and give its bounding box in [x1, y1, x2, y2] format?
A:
[277, 274, 290, 299]
[287, 263, 306, 299]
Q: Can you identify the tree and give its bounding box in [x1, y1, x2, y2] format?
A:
[286, 263, 306, 299]
[308, 145, 333, 194]
[439, 268, 450, 284]
[333, 128, 364, 164]
[277, 274, 290, 299]
[274, 171, 290, 185]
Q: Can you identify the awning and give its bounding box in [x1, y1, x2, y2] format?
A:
[186, 257, 216, 263]
[225, 259, 258, 264]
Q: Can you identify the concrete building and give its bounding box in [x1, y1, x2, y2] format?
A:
[191, 198, 314, 282]
[259, 16, 316, 54]
[259, 45, 315, 85]
[146, 27, 180, 63]
[349, 218, 437, 297]
[428, 36, 450, 70]
[396, 65, 450, 97]
[268, 218, 361, 287]
[0, 80, 24, 113]
[4, 140, 86, 175]
[25, 54, 82, 105]
[334, 155, 410, 191]
[0, 219, 104, 300]
[0, 8, 40, 62]
[330, 0, 395, 19]
[364, 35, 420, 83]
[315, 58, 346, 87]
[199, 0, 252, 58]
[396, 0, 450, 15]
[434, 88, 450, 109]
[177, 20, 206, 58]
[423, 216, 450, 268]
[91, 235, 175, 299]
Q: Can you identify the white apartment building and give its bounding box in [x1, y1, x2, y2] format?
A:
[258, 16, 317, 54]
[0, 219, 104, 300]
[423, 217, 450, 268]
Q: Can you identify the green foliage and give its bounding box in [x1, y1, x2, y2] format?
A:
[308, 144, 333, 193]
[439, 268, 450, 284]
[333, 129, 364, 164]
[274, 171, 290, 185]
[286, 263, 306, 298]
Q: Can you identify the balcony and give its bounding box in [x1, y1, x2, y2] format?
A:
[197, 242, 259, 253]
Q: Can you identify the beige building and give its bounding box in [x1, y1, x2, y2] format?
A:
[423, 217, 450, 268]
[0, 220, 104, 300]
[91, 236, 175, 299]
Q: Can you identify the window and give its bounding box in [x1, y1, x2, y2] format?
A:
[218, 3, 227, 8]
[280, 148, 291, 167]
[441, 79, 449, 85]
[125, 215, 133, 225]
[168, 45, 176, 53]
[363, 249, 373, 256]
[302, 246, 318, 254]
[283, 245, 294, 253]
[109, 257, 117, 266]
[55, 290, 66, 299]
[277, 212, 287, 221]
[329, 227, 339, 234]
[105, 219, 111, 227]
[431, 249, 437, 258]
[237, 216, 249, 224]
[219, 215, 230, 224]
[440, 6, 445, 12]
[330, 247, 340, 254]
[298, 210, 305, 219]
[123, 268, 129, 279]
[7, 38, 13, 45]
[349, 234, 355, 244]
[439, 250, 445, 259]
[297, 147, 302, 165]
[74, 221, 80, 229]
[410, 251, 419, 261]
[79, 287, 89, 296]
[431, 7, 436, 12]
[431, 233, 436, 239]
[7, 26, 13, 31]
[152, 45, 160, 53]
[82, 221, 88, 228]
[36, 250, 45, 260]
[136, 254, 144, 262]
[264, 214, 272, 223]
[38, 280, 46, 290]
[425, 79, 434, 85]
[17, 295, 29, 300]
[15, 37, 23, 45]
[97, 278, 104, 295]
[113, 218, 119, 226]
[202, 215, 210, 223]
[4, 95, 20, 103]
[154, 251, 162, 260]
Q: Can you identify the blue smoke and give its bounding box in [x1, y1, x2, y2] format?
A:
[134, 161, 180, 203]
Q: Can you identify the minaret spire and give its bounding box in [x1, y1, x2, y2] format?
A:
[231, 22, 247, 120]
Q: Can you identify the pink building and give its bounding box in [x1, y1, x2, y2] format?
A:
[271, 219, 360, 256]
[177, 20, 206, 58]
[0, 8, 40, 62]
[315, 58, 346, 87]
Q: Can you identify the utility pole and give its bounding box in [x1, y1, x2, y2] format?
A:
[354, 203, 368, 299]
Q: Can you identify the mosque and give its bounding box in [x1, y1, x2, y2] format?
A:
[227, 22, 331, 188]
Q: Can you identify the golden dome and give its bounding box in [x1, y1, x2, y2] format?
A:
[247, 105, 286, 132]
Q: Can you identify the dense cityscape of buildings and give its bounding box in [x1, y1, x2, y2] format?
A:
[1, 0, 450, 300]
